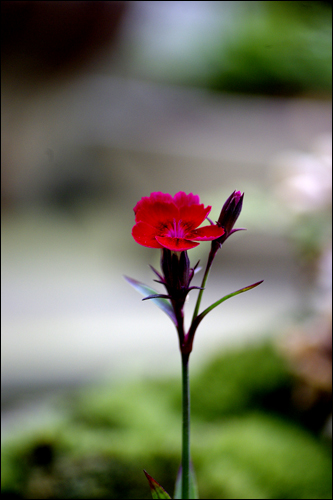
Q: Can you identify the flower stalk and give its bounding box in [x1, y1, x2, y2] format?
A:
[191, 245, 216, 326]
[181, 352, 191, 500]
[192, 190, 245, 326]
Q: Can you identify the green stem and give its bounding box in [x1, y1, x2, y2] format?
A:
[191, 247, 217, 323]
[181, 352, 190, 499]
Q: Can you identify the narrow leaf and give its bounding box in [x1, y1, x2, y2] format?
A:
[196, 280, 264, 326]
[144, 470, 172, 499]
[124, 276, 176, 325]
[174, 463, 199, 499]
[143, 294, 172, 300]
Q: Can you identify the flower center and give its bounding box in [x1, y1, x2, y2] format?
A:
[167, 219, 186, 239]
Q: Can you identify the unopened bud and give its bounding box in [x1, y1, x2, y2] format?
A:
[214, 191, 245, 247]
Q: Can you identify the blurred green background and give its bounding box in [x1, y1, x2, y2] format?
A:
[2, 341, 332, 498]
[125, 1, 332, 97]
[1, 1, 331, 498]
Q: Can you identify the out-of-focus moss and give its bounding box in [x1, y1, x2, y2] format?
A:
[195, 413, 332, 499]
[1, 340, 331, 499]
[203, 1, 332, 96]
[190, 341, 293, 420]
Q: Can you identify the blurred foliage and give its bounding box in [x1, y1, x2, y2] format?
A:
[195, 1, 332, 96]
[190, 342, 292, 420]
[2, 341, 331, 499]
[205, 1, 332, 96]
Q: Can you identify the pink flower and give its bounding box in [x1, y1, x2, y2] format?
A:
[132, 191, 224, 252]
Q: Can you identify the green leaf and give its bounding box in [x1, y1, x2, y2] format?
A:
[174, 463, 199, 499]
[124, 276, 177, 325]
[196, 280, 264, 327]
[144, 470, 172, 499]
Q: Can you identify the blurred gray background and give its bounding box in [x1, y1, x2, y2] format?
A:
[1, 1, 332, 427]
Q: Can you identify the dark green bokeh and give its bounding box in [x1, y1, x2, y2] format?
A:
[169, 1, 332, 97]
[2, 340, 331, 499]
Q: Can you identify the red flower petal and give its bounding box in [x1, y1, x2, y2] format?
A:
[132, 191, 219, 250]
[134, 192, 174, 217]
[135, 201, 179, 228]
[179, 204, 211, 229]
[155, 236, 199, 251]
[190, 224, 225, 241]
[132, 222, 163, 248]
[173, 191, 200, 208]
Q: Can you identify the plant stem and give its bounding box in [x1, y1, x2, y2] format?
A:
[181, 352, 190, 499]
[191, 247, 217, 323]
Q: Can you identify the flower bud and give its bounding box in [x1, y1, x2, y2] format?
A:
[214, 190, 244, 247]
[159, 249, 201, 309]
[161, 250, 189, 291]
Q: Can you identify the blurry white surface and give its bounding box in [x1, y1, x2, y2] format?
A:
[2, 76, 332, 203]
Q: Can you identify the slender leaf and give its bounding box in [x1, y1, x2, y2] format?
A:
[196, 280, 264, 326]
[143, 294, 171, 300]
[124, 276, 176, 325]
[144, 470, 172, 499]
[174, 463, 199, 499]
